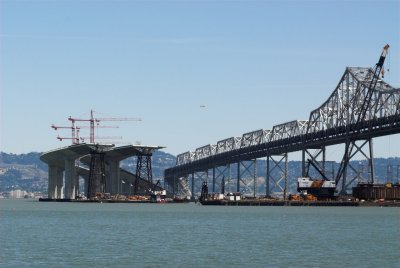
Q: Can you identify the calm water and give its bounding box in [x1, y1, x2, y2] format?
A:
[0, 199, 399, 268]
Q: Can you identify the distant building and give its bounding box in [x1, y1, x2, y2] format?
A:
[9, 189, 28, 198]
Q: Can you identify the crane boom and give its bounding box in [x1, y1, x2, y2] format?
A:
[95, 117, 141, 122]
[357, 44, 389, 125]
[335, 44, 390, 185]
[67, 110, 141, 143]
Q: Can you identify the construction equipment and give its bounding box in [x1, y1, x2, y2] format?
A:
[356, 44, 390, 126]
[200, 181, 209, 201]
[52, 124, 118, 144]
[335, 44, 390, 189]
[297, 159, 336, 199]
[297, 177, 336, 199]
[67, 109, 141, 144]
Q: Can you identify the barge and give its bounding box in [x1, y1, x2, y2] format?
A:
[198, 199, 400, 207]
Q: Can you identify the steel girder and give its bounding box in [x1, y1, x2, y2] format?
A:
[266, 154, 288, 199]
[194, 144, 216, 161]
[166, 67, 400, 181]
[212, 165, 230, 193]
[302, 147, 326, 178]
[307, 67, 399, 133]
[134, 155, 153, 194]
[236, 160, 257, 197]
[217, 137, 242, 154]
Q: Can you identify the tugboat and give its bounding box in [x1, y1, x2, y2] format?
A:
[198, 181, 228, 205]
[172, 196, 190, 203]
[149, 190, 167, 203]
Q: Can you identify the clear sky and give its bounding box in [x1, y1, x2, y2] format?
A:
[1, 0, 399, 160]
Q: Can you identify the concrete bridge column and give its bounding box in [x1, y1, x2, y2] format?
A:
[237, 162, 240, 193]
[64, 159, 76, 199]
[212, 167, 216, 193]
[56, 168, 64, 199]
[266, 156, 270, 197]
[191, 173, 194, 200]
[47, 165, 58, 199]
[108, 161, 120, 194]
[82, 177, 88, 198]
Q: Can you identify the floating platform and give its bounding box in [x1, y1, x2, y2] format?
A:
[38, 197, 190, 204]
[353, 183, 400, 201]
[39, 198, 153, 203]
[199, 199, 400, 207]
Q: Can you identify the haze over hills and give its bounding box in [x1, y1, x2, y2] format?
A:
[0, 151, 399, 194]
[0, 150, 176, 193]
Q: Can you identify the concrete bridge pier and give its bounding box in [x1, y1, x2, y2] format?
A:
[108, 161, 120, 194]
[64, 159, 76, 199]
[56, 168, 64, 199]
[47, 165, 58, 199]
[47, 165, 64, 199]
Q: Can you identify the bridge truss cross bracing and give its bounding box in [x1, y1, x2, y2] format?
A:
[165, 66, 400, 198]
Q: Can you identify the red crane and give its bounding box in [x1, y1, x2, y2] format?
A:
[79, 136, 123, 143]
[51, 123, 119, 145]
[67, 109, 141, 143]
[51, 124, 80, 144]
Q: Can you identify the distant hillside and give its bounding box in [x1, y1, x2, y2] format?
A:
[0, 151, 398, 194]
[0, 152, 48, 192]
[0, 151, 176, 192]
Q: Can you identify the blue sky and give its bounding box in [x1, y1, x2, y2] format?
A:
[1, 0, 399, 160]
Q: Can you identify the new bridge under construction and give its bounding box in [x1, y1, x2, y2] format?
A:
[40, 110, 167, 202]
[164, 44, 400, 204]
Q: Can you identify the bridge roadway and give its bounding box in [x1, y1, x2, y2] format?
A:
[165, 115, 400, 179]
[164, 66, 400, 192]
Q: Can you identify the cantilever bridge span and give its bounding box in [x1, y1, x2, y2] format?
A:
[164, 67, 400, 198]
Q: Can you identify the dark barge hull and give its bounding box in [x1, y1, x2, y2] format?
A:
[39, 198, 152, 203]
[199, 199, 400, 207]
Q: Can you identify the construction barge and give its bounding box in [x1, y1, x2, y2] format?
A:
[198, 198, 400, 207]
[39, 190, 191, 204]
[198, 181, 400, 207]
[39, 198, 153, 203]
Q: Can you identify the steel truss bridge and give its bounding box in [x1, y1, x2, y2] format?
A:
[164, 66, 400, 198]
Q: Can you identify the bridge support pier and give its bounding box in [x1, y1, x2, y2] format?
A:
[175, 175, 190, 197]
[302, 147, 327, 178]
[184, 170, 208, 198]
[212, 164, 230, 194]
[266, 154, 288, 200]
[212, 167, 216, 193]
[87, 151, 106, 198]
[64, 159, 76, 199]
[75, 163, 80, 198]
[236, 160, 257, 196]
[337, 138, 375, 195]
[135, 154, 153, 192]
[56, 169, 63, 199]
[47, 165, 58, 199]
[106, 160, 120, 195]
[191, 173, 195, 200]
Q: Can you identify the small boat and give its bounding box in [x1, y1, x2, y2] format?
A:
[173, 196, 190, 203]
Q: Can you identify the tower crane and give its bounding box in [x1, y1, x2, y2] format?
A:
[79, 136, 123, 143]
[51, 124, 119, 144]
[51, 124, 80, 144]
[68, 109, 141, 143]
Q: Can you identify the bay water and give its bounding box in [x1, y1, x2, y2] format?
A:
[1, 199, 399, 267]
